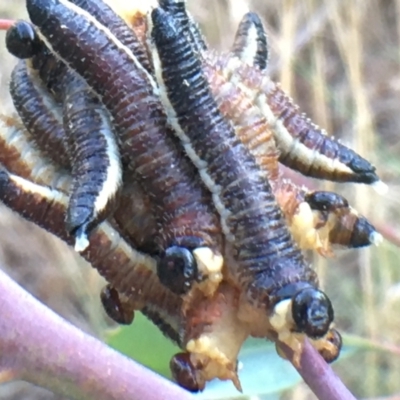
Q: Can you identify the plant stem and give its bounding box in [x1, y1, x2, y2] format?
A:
[0, 268, 194, 400]
[279, 339, 357, 400]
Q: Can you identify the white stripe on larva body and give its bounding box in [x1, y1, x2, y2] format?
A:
[0, 117, 72, 190]
[37, 0, 160, 98]
[213, 56, 358, 177]
[237, 23, 259, 66]
[92, 109, 122, 214]
[10, 173, 68, 206]
[148, 26, 235, 243]
[74, 110, 121, 253]
[8, 168, 159, 273]
[96, 222, 158, 273]
[26, 63, 64, 125]
[251, 89, 355, 177]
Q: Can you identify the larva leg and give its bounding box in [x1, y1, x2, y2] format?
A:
[100, 284, 135, 325]
[170, 352, 206, 393]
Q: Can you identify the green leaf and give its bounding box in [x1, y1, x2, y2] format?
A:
[106, 312, 180, 378]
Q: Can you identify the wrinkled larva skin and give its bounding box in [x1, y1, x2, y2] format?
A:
[0, 0, 382, 392]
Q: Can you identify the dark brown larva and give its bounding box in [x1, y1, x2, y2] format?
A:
[0, 166, 181, 322]
[150, 8, 334, 343]
[207, 53, 381, 185]
[0, 114, 71, 190]
[7, 21, 122, 251]
[199, 64, 380, 253]
[9, 60, 69, 168]
[61, 68, 122, 251]
[27, 0, 223, 296]
[231, 12, 268, 70]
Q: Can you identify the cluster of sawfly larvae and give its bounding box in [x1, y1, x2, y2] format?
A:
[0, 0, 386, 392]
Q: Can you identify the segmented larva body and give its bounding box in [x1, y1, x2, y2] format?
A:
[202, 61, 280, 183]
[112, 180, 159, 254]
[0, 164, 252, 392]
[0, 167, 182, 323]
[158, 0, 208, 52]
[68, 0, 153, 74]
[206, 53, 380, 185]
[61, 68, 122, 251]
[0, 114, 71, 190]
[150, 8, 316, 306]
[0, 112, 182, 336]
[231, 12, 268, 71]
[27, 0, 222, 265]
[7, 21, 123, 252]
[9, 60, 70, 168]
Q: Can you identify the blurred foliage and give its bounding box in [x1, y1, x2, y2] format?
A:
[106, 313, 179, 379]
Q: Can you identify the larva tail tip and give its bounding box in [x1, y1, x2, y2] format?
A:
[372, 180, 388, 195]
[369, 231, 383, 246]
[74, 232, 90, 253]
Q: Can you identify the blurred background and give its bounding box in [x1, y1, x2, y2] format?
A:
[0, 0, 400, 399]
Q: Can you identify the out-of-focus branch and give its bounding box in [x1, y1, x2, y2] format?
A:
[0, 19, 14, 30]
[374, 222, 400, 248]
[278, 339, 357, 400]
[0, 268, 194, 400]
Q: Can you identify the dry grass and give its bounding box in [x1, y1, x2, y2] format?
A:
[1, 0, 400, 399]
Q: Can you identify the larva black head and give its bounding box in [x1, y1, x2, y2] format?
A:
[26, 0, 55, 27]
[6, 21, 41, 59]
[305, 191, 348, 212]
[292, 288, 333, 338]
[157, 246, 197, 295]
[170, 352, 205, 392]
[100, 285, 134, 325]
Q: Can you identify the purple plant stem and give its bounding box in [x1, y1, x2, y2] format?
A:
[279, 339, 357, 400]
[0, 268, 194, 400]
